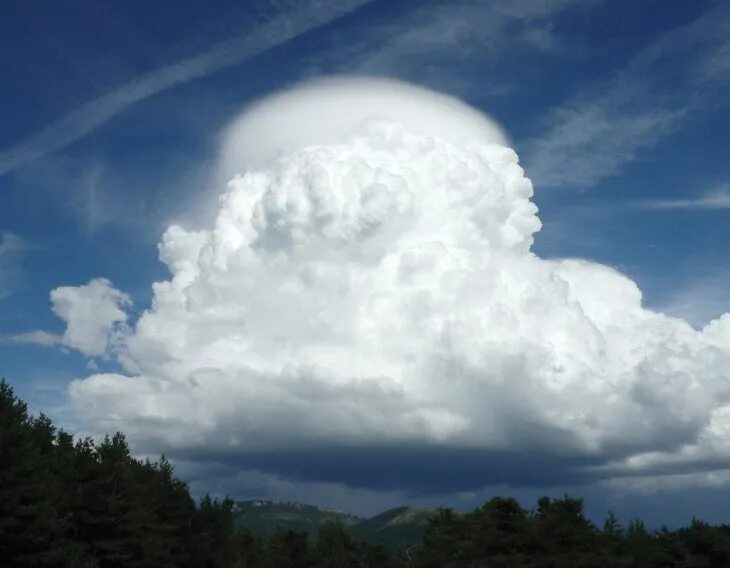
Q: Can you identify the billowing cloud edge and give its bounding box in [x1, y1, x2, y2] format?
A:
[35, 77, 730, 495]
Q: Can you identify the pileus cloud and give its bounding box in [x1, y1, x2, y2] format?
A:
[53, 77, 730, 493]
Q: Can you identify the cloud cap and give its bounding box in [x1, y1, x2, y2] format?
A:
[216, 76, 509, 180]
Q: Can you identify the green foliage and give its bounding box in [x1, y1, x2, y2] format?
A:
[264, 529, 313, 568]
[5, 376, 730, 568]
[348, 506, 436, 551]
[0, 379, 219, 568]
[233, 501, 436, 552]
[232, 500, 362, 539]
[0, 381, 69, 567]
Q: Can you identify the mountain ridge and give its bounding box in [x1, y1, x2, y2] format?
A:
[232, 500, 440, 550]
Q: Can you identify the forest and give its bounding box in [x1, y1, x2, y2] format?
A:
[3, 377, 730, 568]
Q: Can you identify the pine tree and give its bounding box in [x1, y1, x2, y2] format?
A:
[264, 529, 313, 568]
[315, 521, 358, 568]
[193, 494, 238, 567]
[231, 527, 265, 567]
[417, 508, 465, 568]
[0, 380, 69, 567]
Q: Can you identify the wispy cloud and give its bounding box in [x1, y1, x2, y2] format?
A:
[639, 187, 730, 211]
[0, 0, 373, 177]
[7, 330, 63, 348]
[299, 0, 597, 93]
[525, 3, 730, 189]
[70, 163, 143, 236]
[527, 105, 687, 189]
[656, 265, 730, 329]
[0, 233, 26, 299]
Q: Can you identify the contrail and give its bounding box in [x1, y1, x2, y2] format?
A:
[0, 0, 373, 177]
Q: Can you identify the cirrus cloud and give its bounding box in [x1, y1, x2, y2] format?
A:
[0, 232, 26, 299]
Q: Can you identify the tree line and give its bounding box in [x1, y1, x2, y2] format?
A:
[3, 378, 730, 567]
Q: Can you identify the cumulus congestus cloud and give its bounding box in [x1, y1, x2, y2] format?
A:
[61, 77, 730, 493]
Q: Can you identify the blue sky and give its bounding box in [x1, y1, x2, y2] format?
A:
[1, 0, 730, 523]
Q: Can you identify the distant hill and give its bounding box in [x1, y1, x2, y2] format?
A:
[232, 500, 439, 550]
[349, 506, 439, 550]
[232, 500, 362, 538]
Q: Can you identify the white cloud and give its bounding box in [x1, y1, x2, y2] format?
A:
[217, 76, 507, 181]
[50, 278, 132, 358]
[526, 3, 730, 189]
[640, 186, 730, 211]
[63, 78, 730, 492]
[8, 330, 63, 348]
[0, 0, 374, 177]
